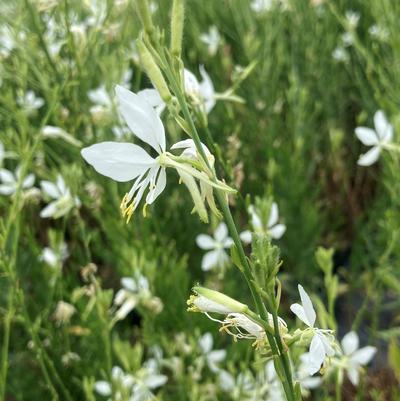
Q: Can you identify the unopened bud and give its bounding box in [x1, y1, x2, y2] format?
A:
[170, 0, 184, 57]
[137, 40, 172, 103]
[136, 0, 154, 35]
[188, 286, 248, 314]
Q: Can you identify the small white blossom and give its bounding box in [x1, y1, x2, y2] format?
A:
[113, 274, 162, 321]
[290, 285, 335, 375]
[17, 91, 44, 114]
[338, 331, 377, 386]
[345, 10, 360, 29]
[332, 46, 349, 62]
[200, 26, 221, 56]
[40, 242, 69, 268]
[196, 223, 233, 271]
[355, 110, 393, 166]
[40, 175, 81, 219]
[240, 202, 286, 243]
[184, 66, 216, 114]
[198, 332, 226, 372]
[0, 166, 35, 196]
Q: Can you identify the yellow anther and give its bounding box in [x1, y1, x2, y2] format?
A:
[142, 203, 149, 218]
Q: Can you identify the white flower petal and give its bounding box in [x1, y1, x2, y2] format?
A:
[355, 127, 379, 146]
[269, 224, 286, 239]
[40, 202, 57, 218]
[357, 146, 381, 166]
[240, 230, 252, 244]
[298, 285, 316, 327]
[22, 173, 35, 189]
[121, 278, 137, 292]
[341, 331, 359, 355]
[199, 332, 213, 353]
[374, 110, 389, 140]
[201, 249, 221, 271]
[81, 141, 155, 182]
[268, 202, 279, 227]
[350, 346, 377, 365]
[290, 303, 309, 326]
[214, 222, 228, 242]
[308, 334, 326, 375]
[94, 381, 112, 396]
[115, 298, 137, 320]
[115, 85, 165, 153]
[137, 88, 165, 114]
[199, 65, 215, 113]
[170, 139, 195, 150]
[41, 181, 60, 199]
[346, 365, 360, 386]
[144, 374, 167, 389]
[208, 349, 226, 364]
[0, 184, 16, 195]
[196, 234, 215, 250]
[0, 169, 15, 184]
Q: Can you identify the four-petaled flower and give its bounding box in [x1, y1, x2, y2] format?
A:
[40, 175, 81, 219]
[198, 332, 227, 372]
[0, 166, 35, 196]
[196, 223, 233, 271]
[290, 285, 335, 375]
[240, 202, 286, 244]
[355, 110, 393, 166]
[339, 331, 377, 386]
[200, 26, 221, 56]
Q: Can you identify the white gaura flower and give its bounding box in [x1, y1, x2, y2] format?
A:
[332, 46, 349, 63]
[94, 366, 135, 400]
[40, 242, 69, 268]
[345, 10, 360, 29]
[290, 285, 335, 375]
[132, 356, 167, 401]
[40, 175, 81, 219]
[196, 223, 233, 271]
[184, 66, 216, 114]
[0, 166, 35, 196]
[113, 274, 162, 321]
[240, 202, 286, 244]
[200, 26, 221, 56]
[339, 331, 377, 386]
[198, 332, 226, 372]
[17, 90, 44, 114]
[355, 110, 393, 166]
[137, 87, 166, 116]
[296, 353, 323, 394]
[82, 85, 233, 223]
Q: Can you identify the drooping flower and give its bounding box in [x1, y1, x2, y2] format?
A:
[338, 331, 377, 386]
[290, 285, 335, 375]
[0, 166, 35, 196]
[82, 85, 233, 223]
[184, 66, 216, 114]
[296, 353, 323, 394]
[40, 175, 81, 219]
[355, 110, 393, 166]
[200, 26, 221, 56]
[198, 332, 226, 372]
[196, 223, 233, 271]
[240, 202, 286, 244]
[94, 366, 135, 400]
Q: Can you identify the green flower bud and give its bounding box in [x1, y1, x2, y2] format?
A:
[137, 40, 172, 103]
[188, 286, 248, 314]
[136, 0, 154, 35]
[170, 0, 184, 57]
